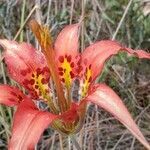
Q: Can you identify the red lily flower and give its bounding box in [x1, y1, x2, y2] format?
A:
[0, 20, 150, 150]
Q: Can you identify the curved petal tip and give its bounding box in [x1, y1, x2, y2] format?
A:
[86, 84, 150, 149]
[55, 23, 80, 57]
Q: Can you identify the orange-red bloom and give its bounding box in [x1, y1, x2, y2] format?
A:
[0, 20, 150, 150]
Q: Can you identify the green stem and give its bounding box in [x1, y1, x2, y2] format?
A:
[20, 0, 26, 42]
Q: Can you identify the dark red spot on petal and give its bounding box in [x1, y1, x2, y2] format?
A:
[89, 64, 92, 69]
[75, 55, 81, 60]
[35, 85, 39, 89]
[29, 79, 35, 85]
[32, 74, 35, 77]
[30, 91, 38, 99]
[23, 79, 30, 85]
[59, 56, 64, 63]
[84, 74, 87, 80]
[8, 98, 16, 102]
[42, 67, 50, 73]
[70, 71, 74, 78]
[20, 70, 27, 76]
[58, 67, 63, 71]
[27, 68, 31, 73]
[61, 78, 65, 82]
[77, 61, 80, 66]
[70, 62, 74, 68]
[77, 66, 83, 74]
[59, 71, 64, 76]
[18, 95, 23, 102]
[11, 91, 17, 97]
[41, 78, 48, 84]
[89, 76, 92, 82]
[45, 78, 50, 83]
[36, 68, 41, 76]
[67, 55, 71, 62]
[45, 89, 49, 94]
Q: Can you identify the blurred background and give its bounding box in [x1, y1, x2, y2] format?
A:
[0, 0, 150, 149]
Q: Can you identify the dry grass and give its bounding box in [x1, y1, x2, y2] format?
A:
[0, 0, 150, 149]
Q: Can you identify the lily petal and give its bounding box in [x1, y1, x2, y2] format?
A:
[0, 85, 25, 106]
[82, 40, 150, 81]
[86, 84, 150, 149]
[54, 24, 79, 57]
[54, 24, 80, 91]
[0, 40, 51, 100]
[9, 98, 57, 150]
